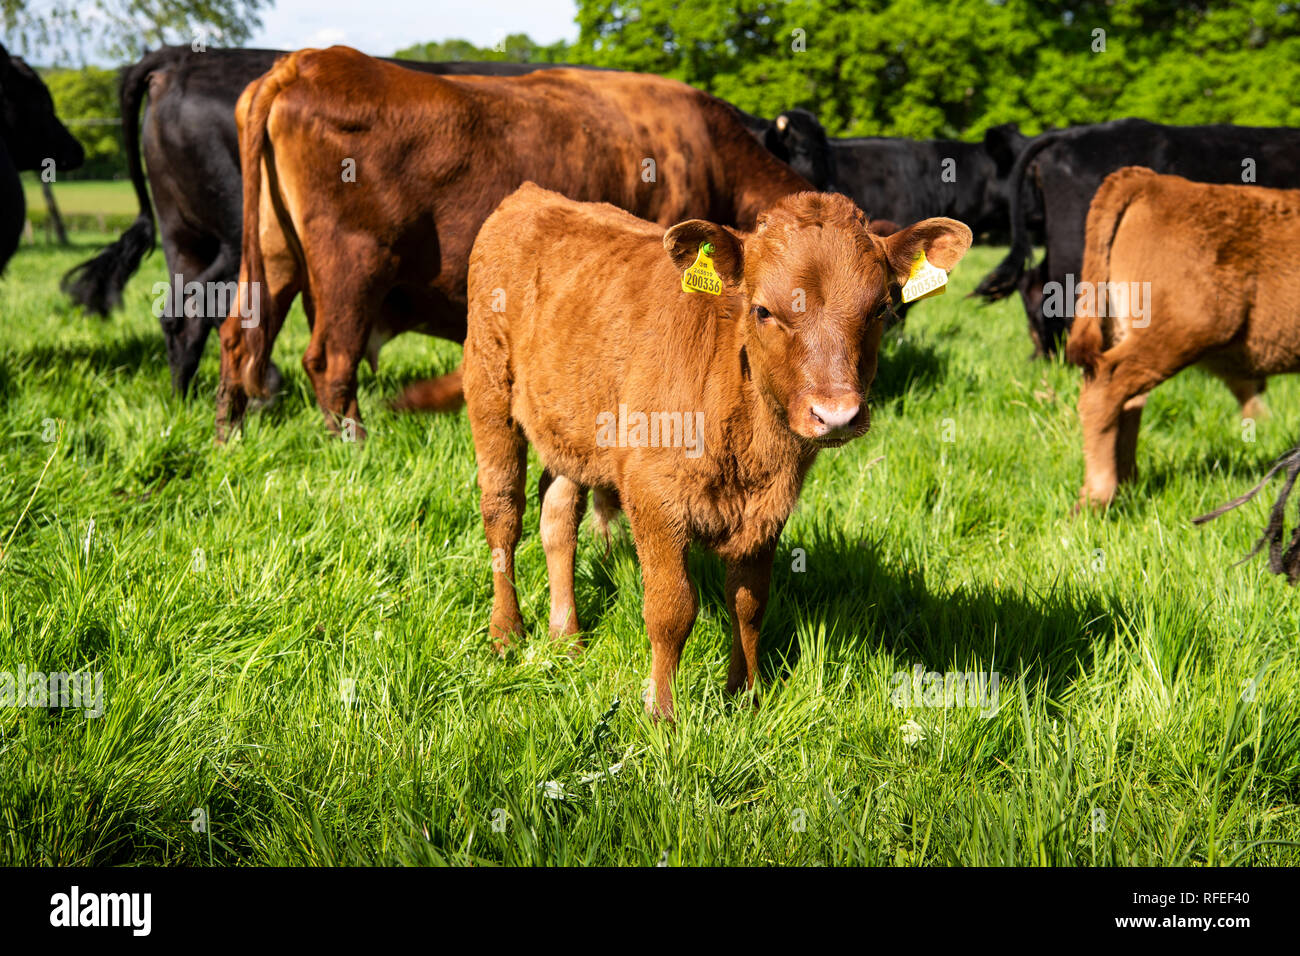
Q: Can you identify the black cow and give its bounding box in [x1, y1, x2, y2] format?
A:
[742, 107, 837, 194]
[974, 118, 1300, 357]
[830, 123, 1032, 242]
[62, 46, 834, 397]
[1, 44, 85, 274]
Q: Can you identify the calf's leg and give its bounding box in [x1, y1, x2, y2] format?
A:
[539, 469, 587, 650]
[627, 507, 696, 721]
[725, 542, 778, 699]
[465, 356, 528, 652]
[1114, 392, 1148, 487]
[1077, 337, 1188, 508]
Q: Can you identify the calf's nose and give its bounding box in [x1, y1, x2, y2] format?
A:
[809, 397, 861, 433]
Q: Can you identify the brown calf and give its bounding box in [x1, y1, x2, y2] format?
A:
[464, 184, 971, 719]
[214, 46, 812, 441]
[1067, 167, 1300, 508]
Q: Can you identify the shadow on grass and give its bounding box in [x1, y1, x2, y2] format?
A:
[568, 514, 1111, 705]
[871, 333, 947, 405]
[756, 530, 1108, 700]
[14, 326, 165, 377]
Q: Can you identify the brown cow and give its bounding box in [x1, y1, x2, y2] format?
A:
[1067, 166, 1300, 508]
[464, 184, 971, 718]
[214, 46, 813, 441]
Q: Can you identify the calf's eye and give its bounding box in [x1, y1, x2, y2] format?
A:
[754, 305, 772, 321]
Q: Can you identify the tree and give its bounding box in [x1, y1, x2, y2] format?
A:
[393, 33, 571, 65]
[565, 0, 1300, 139]
[43, 66, 124, 179]
[1, 0, 270, 62]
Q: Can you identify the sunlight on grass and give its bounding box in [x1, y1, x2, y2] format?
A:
[1, 237, 1297, 865]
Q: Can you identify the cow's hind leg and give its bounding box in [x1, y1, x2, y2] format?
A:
[1077, 339, 1183, 508]
[465, 361, 528, 652]
[1114, 392, 1148, 487]
[301, 259, 383, 439]
[539, 470, 588, 652]
[215, 253, 300, 442]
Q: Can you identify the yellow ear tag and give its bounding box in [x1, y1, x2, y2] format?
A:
[682, 242, 723, 295]
[900, 251, 948, 304]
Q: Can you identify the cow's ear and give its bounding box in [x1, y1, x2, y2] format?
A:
[880, 217, 973, 284]
[663, 220, 744, 285]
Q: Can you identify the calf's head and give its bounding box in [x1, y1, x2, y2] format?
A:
[665, 192, 971, 446]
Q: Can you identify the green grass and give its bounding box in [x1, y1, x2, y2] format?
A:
[2, 234, 1298, 866]
[20, 176, 138, 216]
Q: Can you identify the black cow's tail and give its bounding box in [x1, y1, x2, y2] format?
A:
[60, 49, 174, 315]
[971, 129, 1061, 303]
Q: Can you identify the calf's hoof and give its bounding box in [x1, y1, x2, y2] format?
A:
[489, 617, 525, 656]
[1073, 486, 1115, 515]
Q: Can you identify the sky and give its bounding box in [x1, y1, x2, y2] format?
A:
[245, 0, 581, 58]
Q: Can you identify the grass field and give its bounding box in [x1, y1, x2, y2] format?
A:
[2, 225, 1299, 866]
[20, 176, 139, 217]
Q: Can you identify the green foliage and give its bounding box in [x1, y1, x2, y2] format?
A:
[561, 0, 1300, 138]
[2, 228, 1299, 864]
[393, 33, 571, 64]
[2, 0, 270, 61]
[41, 66, 125, 180]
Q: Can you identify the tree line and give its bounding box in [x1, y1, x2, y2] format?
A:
[32, 0, 1300, 179]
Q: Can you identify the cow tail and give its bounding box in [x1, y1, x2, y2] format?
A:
[60, 50, 167, 315]
[1064, 166, 1153, 372]
[971, 130, 1059, 302]
[237, 57, 296, 399]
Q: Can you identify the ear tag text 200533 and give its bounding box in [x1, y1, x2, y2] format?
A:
[900, 251, 948, 304]
[682, 243, 723, 295]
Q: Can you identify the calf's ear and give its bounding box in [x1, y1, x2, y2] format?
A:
[663, 220, 745, 285]
[881, 217, 973, 283]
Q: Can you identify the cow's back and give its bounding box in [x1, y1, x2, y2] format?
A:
[262, 47, 801, 311]
[1101, 170, 1300, 372]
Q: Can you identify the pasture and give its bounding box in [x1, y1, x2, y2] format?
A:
[2, 221, 1298, 866]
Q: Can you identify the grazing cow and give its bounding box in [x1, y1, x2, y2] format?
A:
[1066, 167, 1300, 509]
[975, 119, 1300, 358]
[830, 123, 1032, 243]
[214, 46, 817, 442]
[59, 47, 592, 396]
[61, 46, 833, 397]
[464, 184, 971, 718]
[1, 44, 84, 274]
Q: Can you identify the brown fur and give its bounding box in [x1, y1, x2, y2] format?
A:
[1068, 167, 1300, 508]
[213, 46, 812, 440]
[463, 184, 971, 718]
